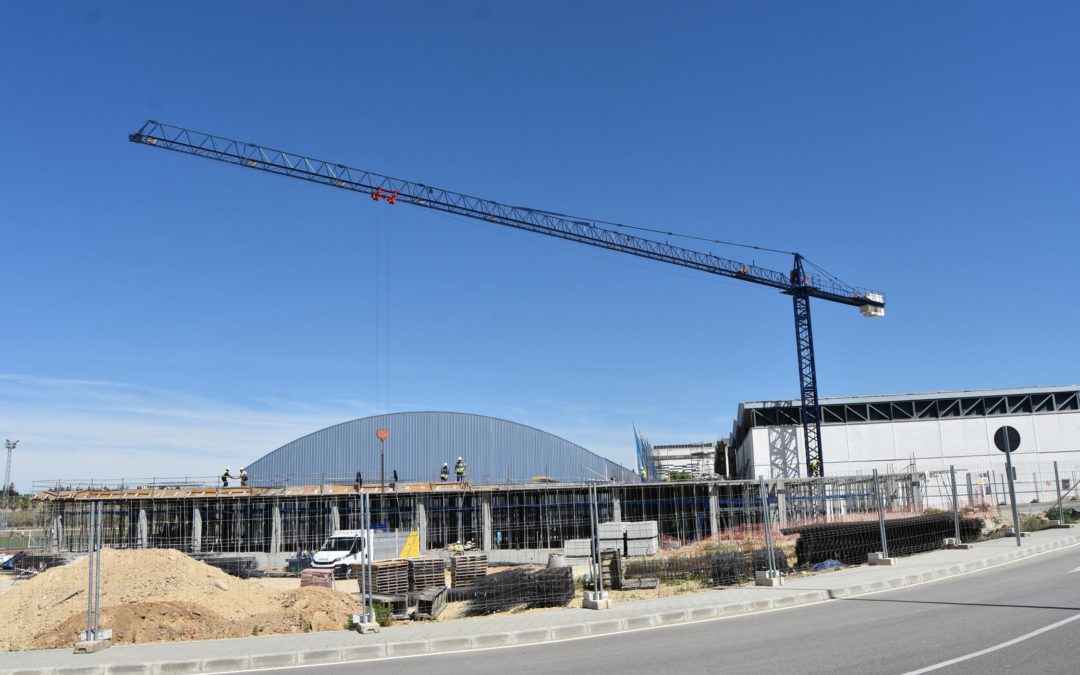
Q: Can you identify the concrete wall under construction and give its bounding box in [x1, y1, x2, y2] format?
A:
[34, 474, 924, 567]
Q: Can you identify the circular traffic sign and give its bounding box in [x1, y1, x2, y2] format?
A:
[994, 426, 1021, 453]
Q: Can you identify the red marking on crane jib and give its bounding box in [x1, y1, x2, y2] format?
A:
[372, 188, 398, 204]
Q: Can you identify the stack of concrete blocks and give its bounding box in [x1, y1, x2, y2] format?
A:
[563, 520, 659, 559]
[299, 568, 333, 588]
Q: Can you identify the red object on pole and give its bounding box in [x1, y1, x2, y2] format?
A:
[377, 429, 389, 492]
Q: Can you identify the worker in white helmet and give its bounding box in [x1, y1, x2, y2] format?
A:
[239, 467, 248, 487]
[221, 467, 233, 487]
[454, 457, 465, 482]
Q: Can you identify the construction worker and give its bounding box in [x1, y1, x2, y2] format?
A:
[640, 467, 647, 481]
[355, 471, 363, 494]
[221, 467, 233, 487]
[454, 457, 465, 483]
[239, 467, 248, 487]
[809, 458, 821, 476]
[440, 463, 449, 482]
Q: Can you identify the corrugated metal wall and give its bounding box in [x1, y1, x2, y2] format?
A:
[246, 411, 637, 486]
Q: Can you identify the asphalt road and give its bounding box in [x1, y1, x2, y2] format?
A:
[270, 545, 1080, 675]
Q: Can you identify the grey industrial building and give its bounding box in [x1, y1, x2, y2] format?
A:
[247, 411, 638, 486]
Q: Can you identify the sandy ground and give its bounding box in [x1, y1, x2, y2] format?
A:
[0, 549, 363, 651]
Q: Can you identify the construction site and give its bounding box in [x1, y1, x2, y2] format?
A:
[2, 118, 1078, 655]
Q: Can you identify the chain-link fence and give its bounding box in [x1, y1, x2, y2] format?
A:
[2, 464, 1077, 651]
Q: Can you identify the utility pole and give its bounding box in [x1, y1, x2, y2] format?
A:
[2, 439, 17, 530]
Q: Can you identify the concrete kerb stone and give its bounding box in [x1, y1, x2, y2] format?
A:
[8, 670, 55, 675]
[688, 606, 719, 621]
[657, 610, 688, 625]
[297, 649, 345, 665]
[718, 602, 749, 617]
[769, 595, 801, 609]
[199, 657, 250, 673]
[510, 628, 552, 645]
[624, 614, 657, 630]
[747, 596, 773, 613]
[338, 643, 387, 661]
[155, 662, 202, 675]
[248, 653, 297, 670]
[586, 619, 625, 635]
[550, 623, 588, 640]
[427, 636, 473, 653]
[54, 669, 102, 675]
[105, 665, 153, 675]
[472, 632, 511, 648]
[386, 640, 431, 657]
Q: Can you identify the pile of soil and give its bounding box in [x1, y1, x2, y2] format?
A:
[0, 549, 362, 651]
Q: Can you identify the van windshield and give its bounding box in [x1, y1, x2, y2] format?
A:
[320, 537, 358, 552]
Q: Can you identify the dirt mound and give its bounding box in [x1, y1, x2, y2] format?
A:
[34, 601, 234, 649]
[0, 549, 362, 651]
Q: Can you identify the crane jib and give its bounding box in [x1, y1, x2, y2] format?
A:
[128, 121, 884, 311]
[129, 120, 886, 479]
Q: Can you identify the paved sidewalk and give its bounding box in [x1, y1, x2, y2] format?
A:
[4, 528, 1077, 675]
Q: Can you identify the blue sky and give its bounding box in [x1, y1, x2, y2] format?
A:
[2, 1, 1078, 489]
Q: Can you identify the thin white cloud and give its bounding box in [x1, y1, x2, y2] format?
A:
[0, 373, 725, 491]
[0, 374, 360, 491]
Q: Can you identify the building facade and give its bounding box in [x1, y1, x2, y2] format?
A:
[732, 386, 1080, 491]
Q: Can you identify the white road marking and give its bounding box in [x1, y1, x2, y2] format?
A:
[901, 612, 1080, 674]
[1068, 566, 1080, 574]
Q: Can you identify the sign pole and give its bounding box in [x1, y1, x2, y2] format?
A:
[1003, 436, 1021, 547]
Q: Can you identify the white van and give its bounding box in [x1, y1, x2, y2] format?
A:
[310, 529, 365, 578]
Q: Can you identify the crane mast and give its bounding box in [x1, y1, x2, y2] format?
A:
[129, 120, 885, 477]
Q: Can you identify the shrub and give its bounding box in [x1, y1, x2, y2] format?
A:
[373, 603, 394, 627]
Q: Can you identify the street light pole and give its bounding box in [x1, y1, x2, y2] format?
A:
[2, 439, 17, 531]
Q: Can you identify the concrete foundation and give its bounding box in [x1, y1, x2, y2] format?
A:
[74, 639, 112, 654]
[755, 570, 783, 586]
[582, 591, 612, 610]
[943, 538, 974, 550]
[868, 552, 896, 566]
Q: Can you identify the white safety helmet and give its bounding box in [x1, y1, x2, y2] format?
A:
[458, 457, 462, 461]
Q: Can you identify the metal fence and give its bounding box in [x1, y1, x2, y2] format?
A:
[2, 464, 1077, 651]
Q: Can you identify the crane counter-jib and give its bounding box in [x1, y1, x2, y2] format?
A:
[128, 119, 886, 478]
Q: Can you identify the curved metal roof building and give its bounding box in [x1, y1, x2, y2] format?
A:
[246, 411, 636, 486]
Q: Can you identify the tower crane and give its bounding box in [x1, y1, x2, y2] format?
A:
[129, 121, 885, 477]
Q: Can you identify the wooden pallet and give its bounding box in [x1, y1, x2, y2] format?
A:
[370, 559, 409, 594]
[407, 557, 446, 591]
[450, 553, 488, 587]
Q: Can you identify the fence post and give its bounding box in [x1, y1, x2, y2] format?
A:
[756, 476, 780, 585]
[1053, 461, 1064, 525]
[583, 483, 611, 609]
[1033, 472, 1040, 503]
[359, 492, 375, 627]
[84, 503, 96, 638]
[869, 469, 893, 565]
[93, 502, 102, 639]
[950, 465, 961, 543]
